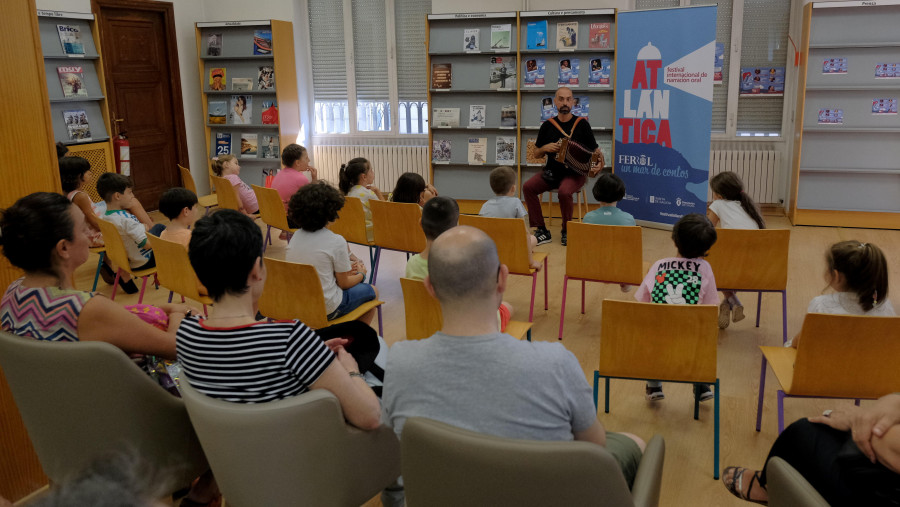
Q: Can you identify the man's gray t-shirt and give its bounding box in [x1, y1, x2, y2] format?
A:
[382, 332, 597, 441]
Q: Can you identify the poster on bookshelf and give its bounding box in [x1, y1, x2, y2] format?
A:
[258, 66, 275, 90]
[261, 135, 279, 158]
[467, 137, 487, 164]
[240, 133, 258, 157]
[230, 95, 253, 124]
[56, 24, 85, 56]
[215, 132, 232, 155]
[588, 57, 611, 87]
[210, 68, 226, 91]
[464, 28, 480, 53]
[490, 24, 511, 52]
[261, 101, 279, 125]
[209, 101, 227, 124]
[572, 96, 589, 120]
[496, 136, 516, 165]
[874, 62, 900, 78]
[232, 78, 252, 91]
[525, 138, 546, 165]
[489, 56, 516, 90]
[817, 109, 843, 125]
[500, 105, 517, 127]
[57, 66, 88, 98]
[822, 57, 847, 74]
[433, 107, 460, 128]
[558, 58, 579, 86]
[63, 109, 91, 142]
[469, 105, 485, 128]
[588, 23, 610, 49]
[432, 63, 452, 89]
[253, 30, 272, 55]
[524, 57, 546, 87]
[526, 20, 547, 50]
[433, 139, 451, 163]
[207, 32, 222, 56]
[557, 22, 578, 50]
[540, 96, 558, 121]
[872, 98, 898, 115]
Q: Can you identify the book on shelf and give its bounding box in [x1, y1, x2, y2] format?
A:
[62, 109, 91, 142]
[468, 105, 485, 128]
[432, 139, 451, 163]
[500, 105, 517, 127]
[540, 96, 558, 121]
[588, 23, 610, 49]
[432, 63, 452, 89]
[817, 109, 843, 125]
[572, 96, 589, 120]
[557, 21, 578, 50]
[261, 101, 279, 125]
[467, 137, 487, 165]
[206, 32, 223, 56]
[240, 133, 258, 157]
[253, 30, 272, 55]
[489, 56, 516, 90]
[526, 20, 548, 50]
[523, 58, 546, 88]
[464, 28, 480, 53]
[496, 136, 516, 165]
[525, 138, 546, 165]
[57, 66, 88, 98]
[208, 101, 227, 124]
[215, 132, 232, 156]
[261, 135, 280, 158]
[588, 57, 611, 87]
[490, 24, 511, 51]
[872, 98, 898, 115]
[230, 95, 253, 124]
[56, 24, 85, 56]
[874, 62, 899, 78]
[232, 78, 253, 91]
[258, 65, 275, 90]
[210, 68, 226, 91]
[558, 58, 579, 86]
[432, 107, 460, 128]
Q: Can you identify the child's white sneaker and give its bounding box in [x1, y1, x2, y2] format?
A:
[732, 304, 746, 323]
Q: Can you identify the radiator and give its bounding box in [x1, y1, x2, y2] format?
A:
[312, 145, 430, 192]
[709, 149, 778, 204]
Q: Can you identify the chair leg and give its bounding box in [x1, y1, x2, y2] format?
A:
[377, 305, 384, 337]
[756, 356, 767, 431]
[371, 247, 382, 285]
[528, 272, 537, 322]
[592, 371, 599, 411]
[854, 399, 861, 406]
[755, 291, 762, 328]
[137, 276, 149, 304]
[777, 390, 786, 434]
[91, 252, 104, 292]
[580, 280, 585, 314]
[167, 291, 174, 303]
[604, 377, 611, 414]
[543, 256, 548, 310]
[559, 276, 569, 340]
[264, 225, 272, 247]
[367, 246, 377, 284]
[694, 387, 700, 421]
[781, 290, 788, 345]
[111, 270, 121, 300]
[714, 378, 721, 480]
[526, 328, 531, 342]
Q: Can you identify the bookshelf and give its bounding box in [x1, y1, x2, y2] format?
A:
[789, 1, 900, 229]
[195, 20, 300, 189]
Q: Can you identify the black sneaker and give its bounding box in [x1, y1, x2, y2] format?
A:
[694, 383, 714, 402]
[561, 231, 567, 246]
[534, 228, 551, 246]
[99, 262, 116, 285]
[645, 384, 665, 401]
[118, 277, 139, 294]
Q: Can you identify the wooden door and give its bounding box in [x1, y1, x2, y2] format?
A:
[93, 0, 188, 210]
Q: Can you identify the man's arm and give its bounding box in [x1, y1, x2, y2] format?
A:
[574, 420, 607, 446]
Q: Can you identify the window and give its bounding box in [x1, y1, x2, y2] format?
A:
[308, 0, 431, 135]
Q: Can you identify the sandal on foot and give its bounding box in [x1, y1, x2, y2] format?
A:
[718, 301, 732, 329]
[723, 466, 768, 505]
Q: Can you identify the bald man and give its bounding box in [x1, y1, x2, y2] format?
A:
[382, 226, 644, 489]
[525, 86, 604, 246]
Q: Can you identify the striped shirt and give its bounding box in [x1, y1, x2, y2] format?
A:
[176, 317, 334, 403]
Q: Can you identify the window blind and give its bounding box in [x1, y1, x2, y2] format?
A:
[352, 0, 390, 102]
[635, 0, 680, 9]
[737, 0, 790, 133]
[394, 0, 430, 102]
[308, 0, 348, 101]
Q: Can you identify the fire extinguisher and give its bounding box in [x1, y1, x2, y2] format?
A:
[113, 118, 130, 176]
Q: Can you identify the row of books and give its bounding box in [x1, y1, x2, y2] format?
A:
[208, 97, 279, 125]
[209, 66, 275, 91]
[214, 132, 280, 159]
[458, 22, 611, 53]
[205, 30, 272, 56]
[432, 57, 611, 90]
[432, 137, 517, 165]
[432, 95, 591, 128]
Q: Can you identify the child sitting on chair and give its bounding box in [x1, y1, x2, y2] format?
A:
[583, 172, 635, 226]
[339, 157, 384, 242]
[479, 166, 542, 271]
[286, 182, 379, 327]
[158, 187, 199, 248]
[635, 213, 718, 402]
[212, 155, 259, 215]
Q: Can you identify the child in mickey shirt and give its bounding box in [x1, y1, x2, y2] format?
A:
[635, 213, 719, 402]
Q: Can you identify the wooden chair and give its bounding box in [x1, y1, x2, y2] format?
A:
[258, 258, 384, 335]
[543, 187, 588, 225]
[399, 277, 532, 341]
[251, 184, 297, 252]
[559, 222, 643, 340]
[705, 228, 791, 343]
[146, 235, 213, 315]
[755, 313, 900, 433]
[593, 299, 720, 478]
[179, 164, 218, 214]
[94, 218, 157, 303]
[369, 200, 426, 285]
[329, 196, 378, 283]
[210, 174, 245, 213]
[458, 215, 548, 322]
[401, 417, 665, 507]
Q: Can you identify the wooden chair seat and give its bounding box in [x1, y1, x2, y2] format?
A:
[329, 196, 378, 283]
[211, 174, 259, 219]
[369, 200, 425, 285]
[179, 164, 217, 214]
[94, 219, 157, 303]
[251, 184, 297, 251]
[146, 235, 213, 313]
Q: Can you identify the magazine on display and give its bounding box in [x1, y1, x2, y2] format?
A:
[526, 20, 548, 50]
[56, 24, 85, 56]
[240, 133, 258, 157]
[432, 63, 452, 89]
[525, 138, 545, 165]
[261, 101, 278, 125]
[261, 135, 280, 158]
[253, 30, 272, 55]
[258, 66, 275, 90]
[57, 66, 88, 98]
[464, 28, 480, 53]
[490, 24, 511, 52]
[872, 98, 898, 115]
[500, 105, 517, 127]
[572, 95, 590, 119]
[523, 57, 546, 88]
[588, 23, 610, 49]
[206, 32, 223, 56]
[230, 95, 253, 124]
[740, 67, 785, 95]
[208, 101, 227, 124]
[496, 136, 516, 165]
[874, 62, 899, 78]
[215, 132, 232, 156]
[467, 137, 487, 165]
[540, 96, 558, 121]
[432, 139, 451, 163]
[588, 57, 611, 87]
[63, 109, 91, 142]
[433, 107, 460, 128]
[489, 56, 516, 90]
[558, 58, 579, 86]
[557, 22, 578, 50]
[232, 78, 252, 91]
[469, 105, 486, 128]
[209, 68, 227, 91]
[817, 108, 843, 125]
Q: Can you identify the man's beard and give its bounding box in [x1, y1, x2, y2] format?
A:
[559, 106, 571, 113]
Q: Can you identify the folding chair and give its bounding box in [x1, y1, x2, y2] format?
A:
[94, 218, 157, 303]
[329, 196, 378, 283]
[370, 200, 426, 285]
[593, 299, 720, 478]
[251, 184, 297, 251]
[146, 235, 213, 315]
[560, 222, 643, 339]
[179, 164, 218, 214]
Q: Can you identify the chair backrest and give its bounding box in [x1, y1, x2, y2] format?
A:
[370, 200, 425, 253]
[791, 313, 900, 398]
[457, 215, 532, 274]
[0, 332, 207, 488]
[399, 277, 443, 340]
[566, 222, 643, 285]
[178, 164, 198, 194]
[211, 174, 242, 211]
[146, 234, 206, 302]
[401, 417, 635, 507]
[180, 379, 400, 507]
[257, 258, 330, 328]
[767, 457, 830, 507]
[328, 196, 369, 245]
[95, 217, 133, 274]
[252, 184, 293, 232]
[705, 228, 790, 291]
[598, 300, 718, 383]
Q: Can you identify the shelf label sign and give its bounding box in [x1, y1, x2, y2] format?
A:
[614, 6, 716, 227]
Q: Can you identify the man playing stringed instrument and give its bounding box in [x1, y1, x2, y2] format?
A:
[524, 86, 605, 246]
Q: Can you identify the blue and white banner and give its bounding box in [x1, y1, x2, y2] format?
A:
[614, 6, 716, 227]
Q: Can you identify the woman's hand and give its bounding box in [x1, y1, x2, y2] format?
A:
[811, 393, 900, 463]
